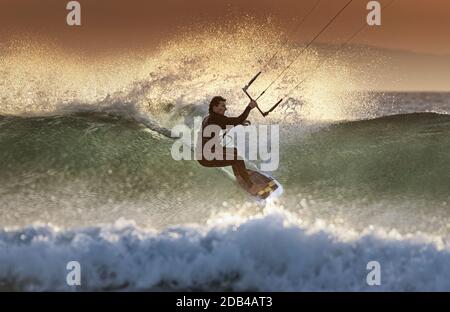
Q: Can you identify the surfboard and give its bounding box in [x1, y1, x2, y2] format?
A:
[235, 169, 283, 201]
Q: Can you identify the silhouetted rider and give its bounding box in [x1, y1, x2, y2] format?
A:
[197, 96, 265, 195]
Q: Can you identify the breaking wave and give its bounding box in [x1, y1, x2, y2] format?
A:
[1, 206, 449, 291]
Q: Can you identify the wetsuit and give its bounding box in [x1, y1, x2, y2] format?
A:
[197, 106, 253, 188]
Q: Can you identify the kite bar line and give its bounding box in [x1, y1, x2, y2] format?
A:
[282, 0, 397, 101]
[261, 0, 322, 72]
[241, 0, 354, 117]
[254, 0, 354, 101]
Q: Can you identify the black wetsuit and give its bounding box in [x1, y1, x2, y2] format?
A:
[197, 106, 253, 188]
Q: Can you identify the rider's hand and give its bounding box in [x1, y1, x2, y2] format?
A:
[248, 100, 258, 109]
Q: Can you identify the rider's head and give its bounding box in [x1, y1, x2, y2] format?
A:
[209, 96, 227, 115]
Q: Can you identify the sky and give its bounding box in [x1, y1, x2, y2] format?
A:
[1, 0, 450, 91]
[1, 0, 450, 55]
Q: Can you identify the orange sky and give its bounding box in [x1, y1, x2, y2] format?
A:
[1, 0, 450, 55]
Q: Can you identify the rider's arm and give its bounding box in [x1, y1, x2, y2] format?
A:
[217, 101, 256, 128]
[225, 105, 252, 126]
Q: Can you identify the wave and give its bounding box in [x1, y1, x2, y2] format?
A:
[1, 206, 449, 291]
[0, 110, 449, 232]
[1, 110, 448, 197]
[281, 112, 450, 199]
[0, 108, 248, 229]
[1, 110, 449, 289]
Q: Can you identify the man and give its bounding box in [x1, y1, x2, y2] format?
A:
[197, 96, 265, 195]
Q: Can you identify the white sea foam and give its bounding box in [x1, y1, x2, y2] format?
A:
[1, 206, 449, 291]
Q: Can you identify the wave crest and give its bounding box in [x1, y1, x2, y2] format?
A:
[1, 206, 449, 291]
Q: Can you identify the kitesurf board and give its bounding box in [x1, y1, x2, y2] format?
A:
[235, 169, 283, 201]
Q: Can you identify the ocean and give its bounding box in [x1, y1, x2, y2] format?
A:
[0, 90, 449, 291]
[1, 20, 450, 290]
